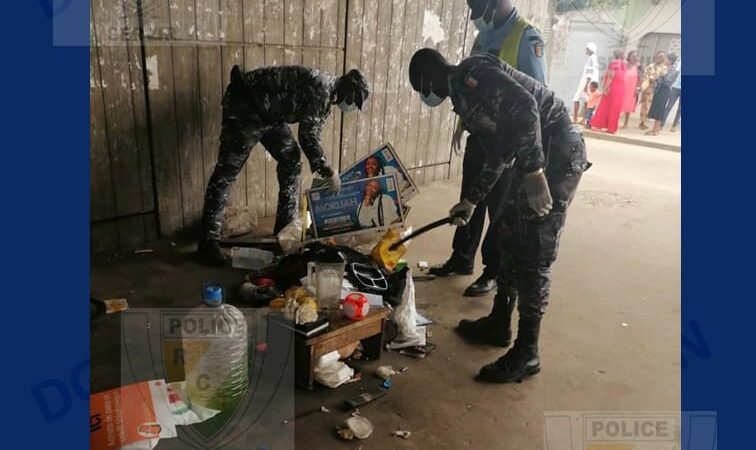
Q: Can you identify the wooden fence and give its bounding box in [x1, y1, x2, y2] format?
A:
[90, 0, 551, 251]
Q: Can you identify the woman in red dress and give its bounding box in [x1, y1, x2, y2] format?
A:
[621, 50, 641, 128]
[589, 49, 627, 134]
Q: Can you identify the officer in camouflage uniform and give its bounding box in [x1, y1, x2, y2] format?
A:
[409, 49, 590, 383]
[432, 0, 547, 300]
[198, 65, 370, 265]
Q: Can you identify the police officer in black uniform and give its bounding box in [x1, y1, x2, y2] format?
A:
[409, 48, 590, 383]
[432, 0, 547, 300]
[197, 65, 370, 265]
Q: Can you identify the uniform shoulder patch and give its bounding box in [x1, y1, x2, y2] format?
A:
[533, 41, 544, 58]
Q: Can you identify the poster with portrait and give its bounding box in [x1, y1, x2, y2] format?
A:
[307, 174, 405, 239]
[340, 143, 418, 204]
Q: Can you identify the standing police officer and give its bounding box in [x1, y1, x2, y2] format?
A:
[197, 65, 370, 265]
[431, 0, 547, 300]
[410, 49, 589, 383]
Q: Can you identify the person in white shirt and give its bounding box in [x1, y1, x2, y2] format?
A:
[572, 42, 599, 123]
[357, 179, 400, 228]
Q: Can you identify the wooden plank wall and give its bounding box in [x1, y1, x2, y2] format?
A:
[90, 0, 552, 250]
[140, 0, 345, 238]
[340, 0, 472, 186]
[90, 0, 157, 252]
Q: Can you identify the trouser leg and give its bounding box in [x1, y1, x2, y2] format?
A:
[480, 169, 512, 276]
[476, 130, 587, 383]
[514, 131, 586, 331]
[452, 136, 486, 264]
[456, 244, 516, 347]
[201, 121, 260, 242]
[261, 124, 303, 235]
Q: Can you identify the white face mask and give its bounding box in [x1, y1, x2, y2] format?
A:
[473, 1, 495, 33]
[420, 91, 445, 107]
[338, 101, 358, 113]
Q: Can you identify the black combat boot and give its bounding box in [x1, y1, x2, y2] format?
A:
[197, 240, 228, 266]
[475, 316, 542, 383]
[428, 253, 474, 277]
[463, 271, 498, 297]
[456, 287, 517, 347]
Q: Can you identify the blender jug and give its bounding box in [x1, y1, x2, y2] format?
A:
[306, 248, 346, 309]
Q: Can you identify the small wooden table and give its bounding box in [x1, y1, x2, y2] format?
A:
[295, 308, 389, 390]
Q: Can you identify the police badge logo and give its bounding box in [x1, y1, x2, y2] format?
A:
[533, 42, 544, 58]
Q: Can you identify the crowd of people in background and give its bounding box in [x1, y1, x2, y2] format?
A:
[573, 42, 681, 137]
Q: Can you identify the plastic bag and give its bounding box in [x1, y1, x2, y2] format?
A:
[389, 270, 426, 349]
[277, 218, 304, 254]
[314, 361, 354, 388]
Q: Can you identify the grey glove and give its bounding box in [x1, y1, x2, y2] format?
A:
[523, 169, 553, 216]
[327, 171, 342, 194]
[449, 199, 476, 226]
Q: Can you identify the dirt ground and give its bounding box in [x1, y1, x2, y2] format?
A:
[91, 137, 680, 450]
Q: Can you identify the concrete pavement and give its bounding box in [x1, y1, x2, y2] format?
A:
[582, 115, 681, 152]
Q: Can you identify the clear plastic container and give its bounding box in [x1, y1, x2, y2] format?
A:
[182, 300, 249, 412]
[231, 247, 274, 270]
[307, 261, 345, 309]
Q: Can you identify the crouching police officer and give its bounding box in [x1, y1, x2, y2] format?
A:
[198, 65, 370, 265]
[409, 49, 590, 383]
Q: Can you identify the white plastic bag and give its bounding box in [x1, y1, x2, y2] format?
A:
[314, 361, 354, 388]
[277, 218, 303, 254]
[389, 270, 426, 349]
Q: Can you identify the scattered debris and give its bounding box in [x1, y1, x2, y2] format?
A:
[596, 369, 607, 375]
[336, 426, 355, 440]
[398, 344, 435, 359]
[344, 415, 374, 439]
[320, 405, 330, 413]
[417, 261, 429, 269]
[621, 322, 629, 327]
[101, 298, 129, 314]
[345, 387, 388, 410]
[343, 371, 363, 385]
[314, 361, 354, 388]
[375, 365, 397, 380]
[392, 430, 412, 439]
[413, 274, 437, 281]
[231, 246, 275, 270]
[399, 366, 409, 373]
[90, 380, 219, 450]
[134, 248, 154, 255]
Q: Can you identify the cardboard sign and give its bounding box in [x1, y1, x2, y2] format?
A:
[340, 143, 418, 204]
[307, 174, 405, 239]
